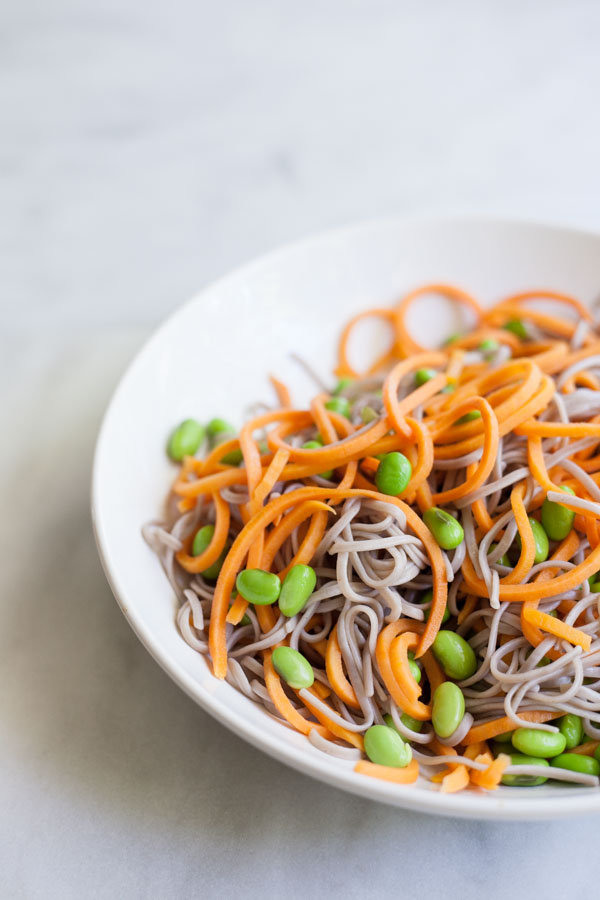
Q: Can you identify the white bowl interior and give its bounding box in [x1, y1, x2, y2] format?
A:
[92, 217, 600, 819]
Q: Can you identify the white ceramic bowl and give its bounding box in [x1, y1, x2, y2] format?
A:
[92, 217, 600, 820]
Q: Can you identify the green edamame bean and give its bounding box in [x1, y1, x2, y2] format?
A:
[375, 452, 412, 496]
[364, 725, 412, 768]
[420, 589, 450, 624]
[551, 753, 600, 777]
[333, 378, 354, 395]
[558, 714, 583, 750]
[220, 447, 244, 466]
[167, 419, 205, 461]
[383, 712, 424, 734]
[529, 517, 549, 563]
[191, 524, 228, 580]
[541, 486, 576, 541]
[501, 754, 549, 786]
[271, 646, 314, 689]
[444, 333, 462, 346]
[455, 410, 482, 425]
[206, 418, 235, 439]
[479, 338, 499, 354]
[489, 542, 511, 567]
[278, 564, 317, 617]
[511, 727, 567, 758]
[503, 318, 527, 340]
[516, 517, 549, 564]
[361, 405, 378, 424]
[495, 730, 513, 743]
[325, 397, 351, 419]
[594, 745, 600, 763]
[432, 682, 465, 738]
[236, 568, 281, 606]
[415, 367, 438, 387]
[408, 659, 421, 683]
[400, 713, 423, 733]
[441, 383, 456, 394]
[302, 440, 333, 480]
[423, 507, 464, 550]
[432, 630, 477, 680]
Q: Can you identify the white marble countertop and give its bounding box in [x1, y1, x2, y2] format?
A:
[3, 1, 600, 897]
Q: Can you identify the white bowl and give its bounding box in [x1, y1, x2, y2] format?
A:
[92, 216, 600, 820]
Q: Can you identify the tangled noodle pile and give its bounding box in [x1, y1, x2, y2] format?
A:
[144, 285, 600, 792]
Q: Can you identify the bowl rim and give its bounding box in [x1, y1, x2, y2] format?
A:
[92, 214, 600, 820]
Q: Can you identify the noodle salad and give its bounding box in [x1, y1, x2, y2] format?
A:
[144, 284, 600, 793]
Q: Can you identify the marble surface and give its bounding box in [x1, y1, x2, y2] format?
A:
[3, 1, 600, 897]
